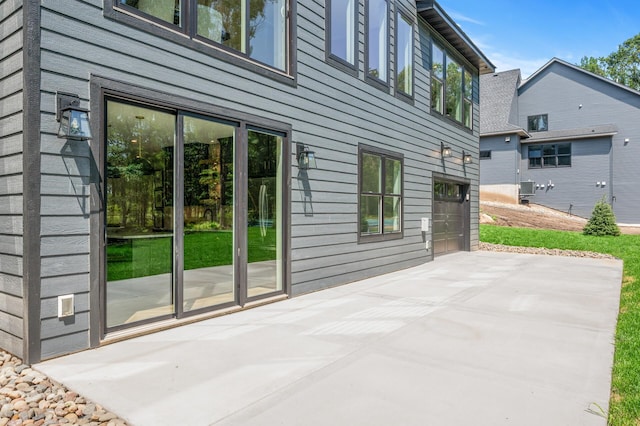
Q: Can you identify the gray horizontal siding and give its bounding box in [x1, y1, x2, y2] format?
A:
[520, 137, 611, 219]
[1, 0, 26, 360]
[519, 61, 640, 223]
[40, 330, 88, 360]
[34, 0, 483, 355]
[479, 135, 519, 185]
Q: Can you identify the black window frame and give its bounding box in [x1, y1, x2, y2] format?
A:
[528, 114, 549, 132]
[395, 8, 415, 102]
[365, 0, 390, 90]
[430, 39, 475, 131]
[528, 143, 571, 168]
[479, 150, 491, 160]
[358, 144, 404, 243]
[105, 0, 296, 85]
[326, 0, 359, 75]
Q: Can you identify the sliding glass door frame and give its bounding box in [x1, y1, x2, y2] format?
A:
[96, 90, 290, 338]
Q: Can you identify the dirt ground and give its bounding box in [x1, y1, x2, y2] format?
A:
[480, 201, 640, 235]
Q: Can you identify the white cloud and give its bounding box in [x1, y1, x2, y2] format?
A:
[447, 10, 485, 26]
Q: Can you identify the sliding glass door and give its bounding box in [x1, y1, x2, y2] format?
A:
[247, 130, 283, 298]
[104, 99, 286, 332]
[105, 101, 175, 328]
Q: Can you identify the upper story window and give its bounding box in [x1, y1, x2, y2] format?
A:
[328, 0, 357, 67]
[528, 143, 571, 168]
[479, 150, 491, 159]
[113, 0, 290, 73]
[121, 0, 181, 24]
[395, 11, 413, 97]
[463, 70, 472, 128]
[431, 44, 444, 112]
[431, 41, 474, 129]
[367, 0, 388, 83]
[528, 114, 548, 132]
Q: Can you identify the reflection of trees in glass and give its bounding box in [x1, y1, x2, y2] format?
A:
[445, 60, 462, 122]
[198, 0, 274, 54]
[247, 131, 278, 226]
[397, 67, 411, 95]
[106, 105, 174, 232]
[122, 0, 181, 25]
[431, 49, 443, 111]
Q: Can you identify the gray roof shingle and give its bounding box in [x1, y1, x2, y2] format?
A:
[480, 69, 524, 135]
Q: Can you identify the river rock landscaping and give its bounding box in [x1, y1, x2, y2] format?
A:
[0, 352, 127, 426]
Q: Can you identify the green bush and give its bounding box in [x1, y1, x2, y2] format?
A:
[583, 197, 621, 236]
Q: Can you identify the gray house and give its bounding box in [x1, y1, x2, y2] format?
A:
[0, 0, 492, 363]
[480, 58, 640, 224]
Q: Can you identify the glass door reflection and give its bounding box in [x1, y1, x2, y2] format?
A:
[182, 115, 236, 312]
[105, 101, 175, 328]
[246, 130, 283, 298]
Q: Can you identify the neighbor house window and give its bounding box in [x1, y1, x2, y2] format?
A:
[359, 146, 403, 241]
[431, 41, 474, 128]
[328, 0, 357, 66]
[113, 0, 290, 73]
[479, 150, 491, 159]
[528, 143, 571, 168]
[367, 0, 388, 82]
[528, 114, 548, 132]
[396, 11, 413, 97]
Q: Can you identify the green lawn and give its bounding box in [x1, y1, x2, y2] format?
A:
[480, 225, 640, 425]
[107, 227, 277, 281]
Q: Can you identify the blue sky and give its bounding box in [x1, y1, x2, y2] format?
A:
[437, 0, 640, 78]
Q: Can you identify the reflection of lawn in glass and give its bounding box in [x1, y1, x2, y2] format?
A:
[107, 228, 276, 281]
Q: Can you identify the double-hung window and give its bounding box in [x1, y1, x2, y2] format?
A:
[112, 0, 290, 73]
[367, 0, 388, 83]
[359, 146, 403, 241]
[431, 42, 474, 129]
[396, 11, 414, 97]
[328, 0, 357, 67]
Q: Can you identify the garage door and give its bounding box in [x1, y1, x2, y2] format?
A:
[433, 181, 467, 256]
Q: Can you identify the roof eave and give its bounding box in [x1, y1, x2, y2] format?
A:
[417, 0, 495, 74]
[521, 131, 618, 144]
[480, 129, 531, 138]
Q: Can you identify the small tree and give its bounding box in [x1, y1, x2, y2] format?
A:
[583, 197, 621, 236]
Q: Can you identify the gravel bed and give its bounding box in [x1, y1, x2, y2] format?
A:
[0, 352, 127, 426]
[480, 242, 619, 260]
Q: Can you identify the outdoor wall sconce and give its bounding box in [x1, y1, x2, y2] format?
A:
[296, 143, 317, 170]
[463, 152, 473, 164]
[56, 92, 92, 141]
[441, 142, 452, 158]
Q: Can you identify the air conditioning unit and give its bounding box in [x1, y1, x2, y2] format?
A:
[520, 181, 536, 197]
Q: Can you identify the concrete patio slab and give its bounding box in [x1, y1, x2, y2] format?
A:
[36, 251, 622, 425]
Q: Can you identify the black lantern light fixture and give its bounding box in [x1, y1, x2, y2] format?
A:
[296, 143, 317, 170]
[56, 92, 92, 141]
[441, 142, 452, 158]
[463, 151, 473, 164]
